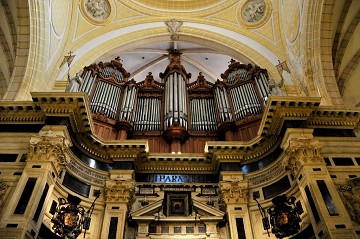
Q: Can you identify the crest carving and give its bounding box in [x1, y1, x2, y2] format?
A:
[165, 19, 183, 40]
[28, 130, 70, 174]
[338, 178, 360, 224]
[219, 181, 248, 207]
[105, 178, 135, 207]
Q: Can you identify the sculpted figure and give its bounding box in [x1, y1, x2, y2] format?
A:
[66, 73, 83, 92]
[243, 0, 266, 23]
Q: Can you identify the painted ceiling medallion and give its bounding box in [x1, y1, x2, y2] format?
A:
[81, 0, 113, 24]
[238, 0, 272, 28]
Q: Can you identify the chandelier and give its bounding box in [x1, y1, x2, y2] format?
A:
[51, 192, 100, 239]
[254, 193, 302, 239]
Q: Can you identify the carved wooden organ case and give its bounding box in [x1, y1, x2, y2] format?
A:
[74, 54, 271, 153]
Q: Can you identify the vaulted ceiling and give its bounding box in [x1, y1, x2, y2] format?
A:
[0, 0, 359, 107]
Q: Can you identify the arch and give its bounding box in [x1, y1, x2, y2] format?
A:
[338, 49, 360, 95]
[319, 0, 343, 105]
[333, 8, 360, 78]
[3, 0, 30, 100]
[57, 25, 282, 86]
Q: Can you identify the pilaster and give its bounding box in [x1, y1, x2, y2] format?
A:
[219, 171, 252, 239]
[282, 128, 357, 238]
[101, 170, 135, 239]
[0, 125, 71, 239]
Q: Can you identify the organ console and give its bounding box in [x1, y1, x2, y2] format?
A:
[71, 52, 273, 153]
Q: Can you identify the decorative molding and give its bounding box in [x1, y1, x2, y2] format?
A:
[248, 160, 285, 186]
[66, 159, 107, 186]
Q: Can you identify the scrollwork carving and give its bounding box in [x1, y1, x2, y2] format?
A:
[105, 178, 135, 209]
[338, 178, 360, 224]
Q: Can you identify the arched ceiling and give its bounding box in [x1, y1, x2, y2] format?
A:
[115, 41, 237, 83]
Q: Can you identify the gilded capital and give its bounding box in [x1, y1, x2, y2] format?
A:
[27, 130, 71, 173]
[219, 181, 248, 206]
[105, 178, 135, 206]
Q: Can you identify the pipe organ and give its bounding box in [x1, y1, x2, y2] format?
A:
[70, 54, 273, 152]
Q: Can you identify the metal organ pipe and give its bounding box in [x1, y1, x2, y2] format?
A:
[163, 72, 188, 130]
[119, 86, 137, 121]
[90, 81, 121, 119]
[134, 97, 160, 131]
[80, 71, 96, 97]
[255, 72, 270, 104]
[189, 97, 218, 131]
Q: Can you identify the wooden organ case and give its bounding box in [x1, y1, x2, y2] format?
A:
[71, 54, 271, 153]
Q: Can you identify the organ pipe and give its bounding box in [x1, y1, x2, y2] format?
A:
[77, 57, 273, 138]
[163, 72, 188, 130]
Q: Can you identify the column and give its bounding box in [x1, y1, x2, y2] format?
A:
[282, 128, 357, 238]
[102, 170, 135, 239]
[219, 172, 252, 239]
[0, 125, 71, 239]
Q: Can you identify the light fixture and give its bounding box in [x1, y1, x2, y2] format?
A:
[253, 193, 302, 238]
[51, 191, 100, 239]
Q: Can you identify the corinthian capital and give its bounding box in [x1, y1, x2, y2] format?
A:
[27, 129, 71, 173]
[284, 138, 323, 176]
[105, 179, 135, 206]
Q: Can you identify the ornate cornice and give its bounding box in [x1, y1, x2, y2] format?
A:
[2, 94, 360, 169]
[135, 154, 216, 174]
[31, 92, 92, 133]
[0, 102, 45, 123]
[32, 93, 148, 163]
